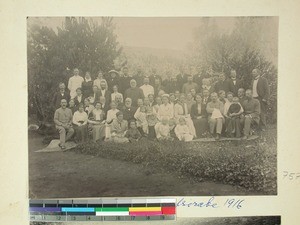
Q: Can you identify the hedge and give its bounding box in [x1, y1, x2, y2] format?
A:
[74, 138, 276, 194]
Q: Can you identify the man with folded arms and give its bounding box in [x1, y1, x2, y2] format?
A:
[241, 89, 261, 140]
[54, 99, 74, 149]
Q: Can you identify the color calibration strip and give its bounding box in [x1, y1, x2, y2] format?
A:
[29, 198, 176, 222]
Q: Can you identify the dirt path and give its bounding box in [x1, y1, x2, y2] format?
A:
[29, 135, 255, 198]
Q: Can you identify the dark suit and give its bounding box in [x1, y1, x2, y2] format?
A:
[190, 103, 208, 137]
[176, 73, 188, 91]
[73, 95, 85, 109]
[227, 79, 243, 96]
[214, 80, 229, 94]
[251, 76, 270, 127]
[193, 74, 203, 88]
[52, 91, 71, 110]
[121, 106, 137, 121]
[106, 76, 120, 92]
[163, 79, 180, 93]
[89, 92, 100, 105]
[99, 89, 112, 105]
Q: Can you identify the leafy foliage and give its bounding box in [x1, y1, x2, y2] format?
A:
[28, 17, 121, 122]
[75, 133, 277, 194]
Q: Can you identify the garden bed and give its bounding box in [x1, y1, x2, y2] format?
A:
[74, 133, 277, 194]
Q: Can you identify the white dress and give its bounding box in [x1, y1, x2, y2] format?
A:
[157, 103, 174, 120]
[174, 124, 193, 142]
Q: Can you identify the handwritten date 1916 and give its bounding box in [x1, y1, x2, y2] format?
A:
[177, 197, 244, 210]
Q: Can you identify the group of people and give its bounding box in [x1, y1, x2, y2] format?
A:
[53, 66, 270, 149]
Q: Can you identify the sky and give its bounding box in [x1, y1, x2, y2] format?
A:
[28, 17, 235, 51]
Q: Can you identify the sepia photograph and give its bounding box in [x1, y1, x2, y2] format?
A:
[28, 16, 278, 198]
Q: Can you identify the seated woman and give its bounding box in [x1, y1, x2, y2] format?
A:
[225, 96, 244, 138]
[175, 117, 194, 142]
[88, 102, 106, 142]
[110, 111, 129, 143]
[106, 101, 120, 124]
[72, 103, 88, 143]
[125, 120, 142, 142]
[174, 94, 196, 138]
[190, 94, 208, 138]
[155, 117, 172, 140]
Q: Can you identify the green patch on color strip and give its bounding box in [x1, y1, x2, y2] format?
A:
[95, 207, 129, 212]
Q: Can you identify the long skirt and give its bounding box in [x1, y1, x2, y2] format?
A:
[192, 118, 208, 137]
[91, 124, 105, 142]
[226, 117, 242, 138]
[74, 124, 88, 143]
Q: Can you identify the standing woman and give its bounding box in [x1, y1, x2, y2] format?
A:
[191, 94, 208, 138]
[72, 103, 88, 143]
[82, 71, 93, 98]
[157, 94, 174, 121]
[93, 70, 106, 90]
[88, 102, 106, 142]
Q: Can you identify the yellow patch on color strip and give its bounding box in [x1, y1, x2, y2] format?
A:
[129, 207, 161, 212]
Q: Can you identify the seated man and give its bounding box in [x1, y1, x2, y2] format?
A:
[206, 92, 224, 140]
[53, 99, 74, 149]
[241, 89, 261, 140]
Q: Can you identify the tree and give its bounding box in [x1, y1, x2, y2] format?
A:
[28, 17, 121, 123]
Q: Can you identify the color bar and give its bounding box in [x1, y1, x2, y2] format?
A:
[30, 207, 61, 212]
[129, 207, 161, 212]
[162, 207, 176, 215]
[95, 207, 129, 212]
[61, 207, 95, 212]
[129, 211, 162, 216]
[96, 211, 130, 216]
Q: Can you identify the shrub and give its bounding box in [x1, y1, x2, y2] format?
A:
[74, 138, 276, 194]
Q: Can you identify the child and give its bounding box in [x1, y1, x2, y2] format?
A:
[169, 118, 178, 140]
[146, 106, 158, 140]
[154, 117, 171, 140]
[226, 97, 244, 137]
[175, 117, 194, 142]
[125, 120, 142, 142]
[134, 106, 148, 136]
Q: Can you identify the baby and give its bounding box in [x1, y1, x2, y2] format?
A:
[125, 120, 142, 142]
[174, 117, 194, 142]
[155, 117, 171, 140]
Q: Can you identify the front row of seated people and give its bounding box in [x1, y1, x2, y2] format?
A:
[54, 89, 260, 149]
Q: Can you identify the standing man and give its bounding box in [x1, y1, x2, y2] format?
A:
[68, 68, 84, 99]
[52, 82, 70, 110]
[124, 79, 144, 107]
[54, 99, 74, 149]
[182, 75, 199, 95]
[214, 72, 229, 94]
[149, 68, 162, 86]
[119, 66, 132, 94]
[176, 67, 188, 92]
[251, 68, 270, 130]
[133, 66, 144, 87]
[193, 65, 204, 88]
[98, 80, 111, 105]
[106, 70, 120, 92]
[241, 89, 261, 139]
[206, 92, 224, 140]
[227, 69, 243, 96]
[140, 77, 154, 98]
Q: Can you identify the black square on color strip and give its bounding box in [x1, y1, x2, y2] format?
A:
[45, 203, 57, 207]
[87, 204, 102, 207]
[132, 203, 146, 207]
[57, 203, 73, 207]
[147, 203, 161, 207]
[73, 204, 87, 207]
[161, 203, 176, 207]
[117, 203, 132, 207]
[102, 204, 117, 207]
[30, 203, 43, 207]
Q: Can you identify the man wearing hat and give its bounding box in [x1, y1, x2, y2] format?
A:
[106, 69, 120, 92]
